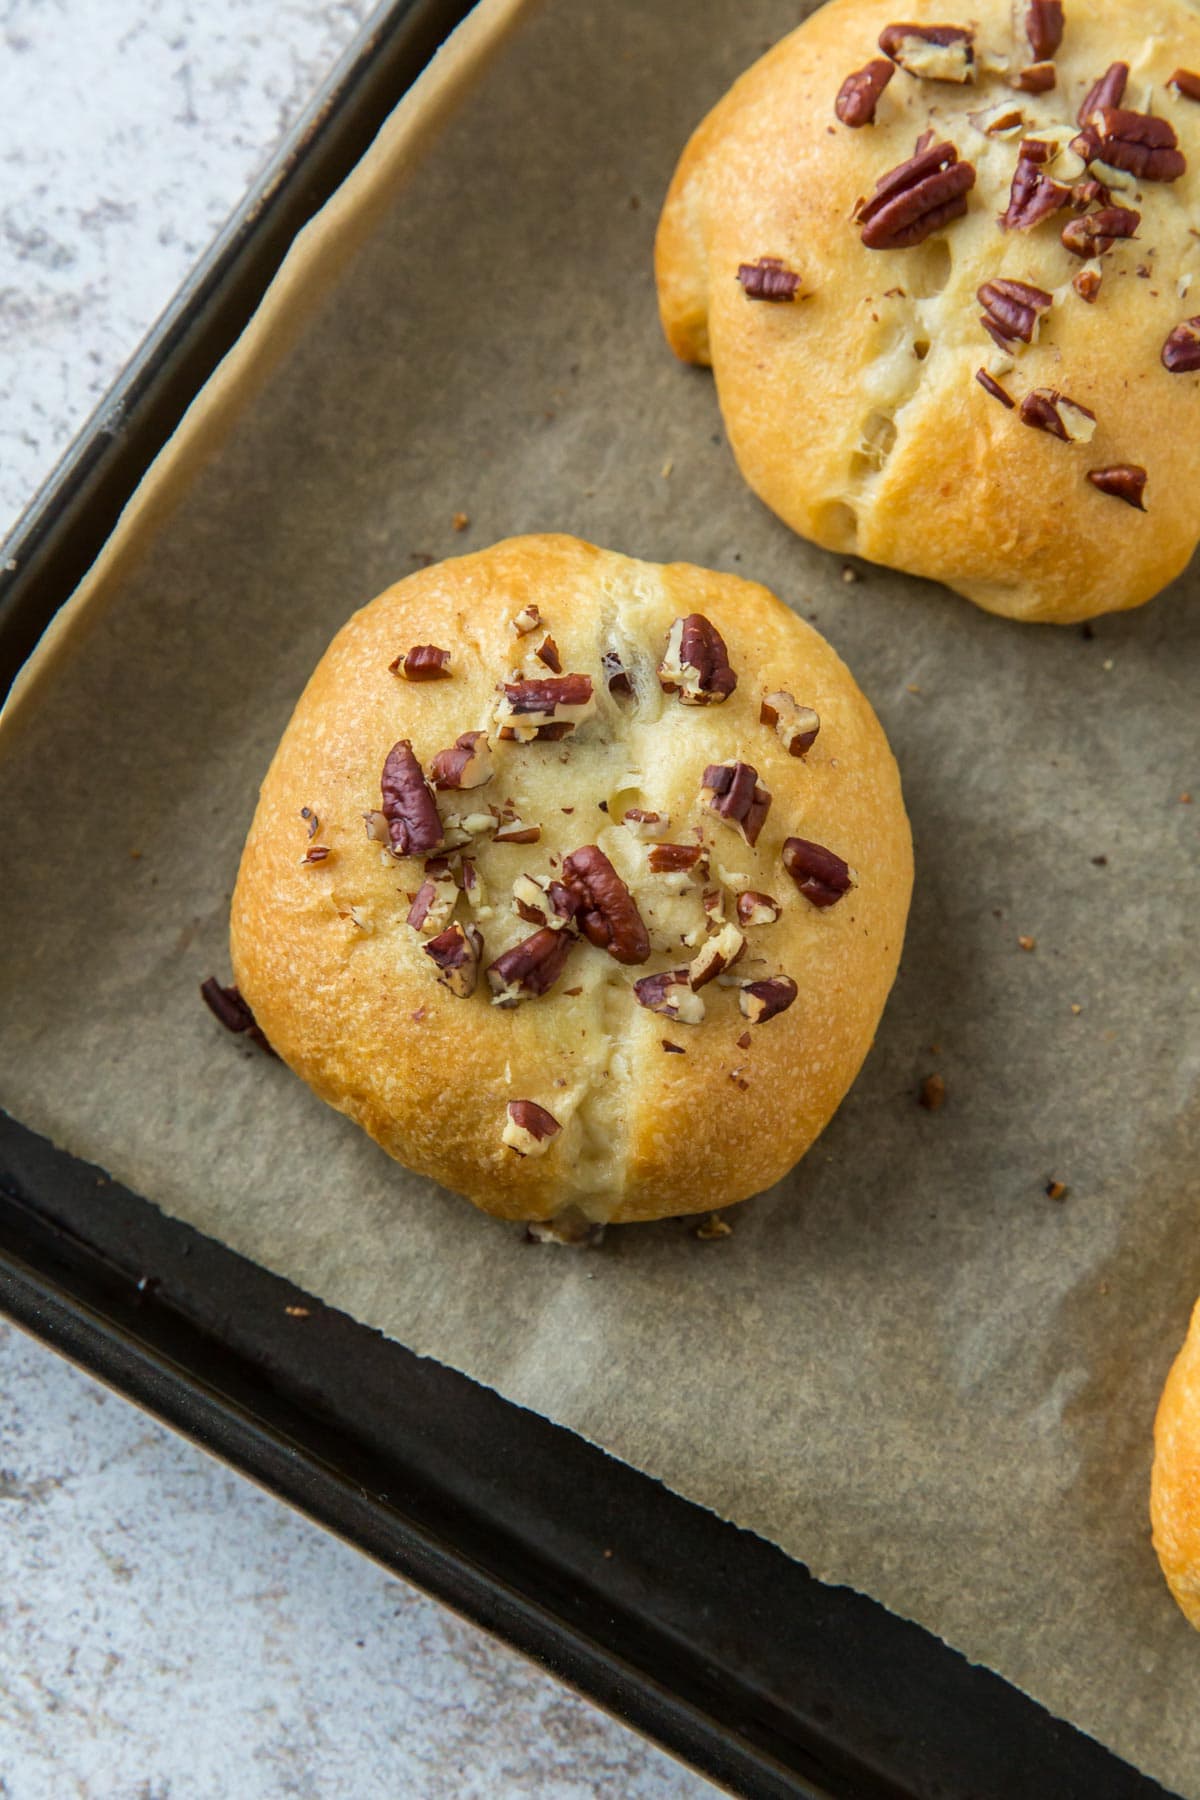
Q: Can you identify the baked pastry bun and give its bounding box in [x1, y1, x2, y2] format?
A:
[1152, 1297, 1200, 1627]
[656, 0, 1200, 624]
[230, 535, 912, 1228]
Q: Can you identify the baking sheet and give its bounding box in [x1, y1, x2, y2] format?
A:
[2, 0, 1199, 1789]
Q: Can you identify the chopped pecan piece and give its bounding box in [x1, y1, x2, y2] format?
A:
[199, 977, 276, 1055]
[601, 649, 633, 699]
[1081, 107, 1185, 182]
[1001, 141, 1069, 230]
[647, 843, 705, 874]
[1023, 0, 1063, 60]
[460, 858, 489, 914]
[738, 976, 798, 1024]
[561, 845, 651, 965]
[835, 57, 895, 126]
[1069, 178, 1110, 210]
[633, 969, 706, 1024]
[976, 367, 1016, 408]
[486, 927, 573, 1005]
[1078, 60, 1126, 125]
[978, 278, 1053, 347]
[701, 762, 772, 848]
[1019, 388, 1096, 443]
[300, 844, 332, 865]
[736, 891, 782, 927]
[381, 739, 444, 856]
[363, 808, 390, 844]
[1012, 62, 1055, 93]
[968, 99, 1026, 134]
[857, 137, 975, 248]
[391, 644, 452, 681]
[502, 1099, 561, 1157]
[1060, 206, 1139, 256]
[1169, 69, 1200, 103]
[783, 837, 855, 909]
[430, 730, 493, 791]
[657, 614, 737, 704]
[689, 923, 746, 991]
[878, 23, 974, 82]
[407, 862, 458, 935]
[760, 691, 820, 757]
[737, 257, 803, 301]
[511, 603, 541, 636]
[300, 805, 320, 838]
[535, 635, 561, 672]
[493, 817, 541, 845]
[1162, 317, 1200, 373]
[424, 922, 482, 998]
[511, 873, 577, 929]
[1073, 261, 1103, 303]
[622, 808, 670, 840]
[495, 674, 595, 742]
[1087, 465, 1148, 510]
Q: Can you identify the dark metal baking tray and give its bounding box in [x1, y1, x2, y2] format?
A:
[0, 4, 1179, 1795]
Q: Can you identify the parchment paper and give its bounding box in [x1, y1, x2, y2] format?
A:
[2, 0, 1199, 1788]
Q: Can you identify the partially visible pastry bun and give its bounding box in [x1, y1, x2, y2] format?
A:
[1153, 1298, 1200, 1627]
[230, 535, 912, 1227]
[656, 0, 1200, 623]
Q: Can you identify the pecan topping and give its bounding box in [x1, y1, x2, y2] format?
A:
[1019, 388, 1096, 443]
[1163, 317, 1200, 373]
[461, 858, 489, 914]
[407, 862, 458, 935]
[381, 739, 444, 856]
[1072, 264, 1102, 303]
[689, 923, 746, 991]
[199, 977, 275, 1055]
[495, 674, 595, 742]
[633, 970, 706, 1024]
[391, 644, 451, 681]
[857, 138, 975, 249]
[978, 278, 1052, 347]
[512, 873, 577, 929]
[502, 1099, 561, 1157]
[622, 808, 670, 840]
[561, 845, 651, 965]
[601, 649, 633, 699]
[737, 257, 803, 301]
[511, 603, 541, 636]
[300, 805, 320, 838]
[1012, 62, 1055, 94]
[976, 367, 1016, 408]
[648, 843, 705, 874]
[739, 976, 798, 1024]
[783, 837, 855, 909]
[363, 808, 390, 844]
[300, 844, 332, 865]
[424, 922, 482, 998]
[1069, 178, 1110, 210]
[657, 615, 737, 704]
[535, 635, 561, 672]
[1060, 206, 1139, 256]
[1078, 61, 1127, 125]
[1169, 69, 1200, 103]
[736, 891, 782, 927]
[760, 691, 820, 757]
[1087, 465, 1148, 510]
[701, 762, 772, 848]
[1001, 141, 1069, 230]
[835, 57, 895, 126]
[878, 23, 974, 82]
[486, 927, 573, 1005]
[1081, 107, 1185, 183]
[493, 817, 541, 844]
[429, 730, 493, 791]
[1024, 0, 1063, 60]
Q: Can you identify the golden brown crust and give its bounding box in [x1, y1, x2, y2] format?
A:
[1152, 1298, 1200, 1627]
[655, 0, 1200, 623]
[231, 535, 912, 1225]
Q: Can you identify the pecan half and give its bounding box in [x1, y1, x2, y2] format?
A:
[760, 691, 820, 757]
[978, 278, 1053, 347]
[783, 837, 855, 909]
[633, 970, 706, 1024]
[561, 845, 651, 965]
[1012, 62, 1055, 93]
[1163, 317, 1200, 373]
[736, 891, 782, 927]
[511, 603, 541, 636]
[1024, 0, 1063, 60]
[878, 23, 974, 82]
[1081, 107, 1185, 182]
[1019, 388, 1096, 442]
[601, 649, 633, 699]
[739, 976, 799, 1024]
[535, 635, 561, 672]
[486, 927, 573, 1005]
[1087, 465, 1148, 510]
[857, 138, 976, 249]
[701, 762, 772, 848]
[657, 615, 737, 704]
[648, 843, 705, 874]
[430, 730, 493, 792]
[381, 739, 444, 856]
[689, 923, 746, 991]
[1169, 69, 1200, 103]
[502, 1099, 561, 1157]
[391, 644, 451, 681]
[976, 367, 1016, 408]
[835, 57, 895, 126]
[495, 674, 595, 742]
[1078, 60, 1126, 125]
[199, 977, 276, 1055]
[1060, 206, 1139, 256]
[407, 862, 458, 935]
[424, 922, 482, 998]
[737, 257, 803, 301]
[1001, 141, 1069, 230]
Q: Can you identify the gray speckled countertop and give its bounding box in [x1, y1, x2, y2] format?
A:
[0, 5, 719, 1794]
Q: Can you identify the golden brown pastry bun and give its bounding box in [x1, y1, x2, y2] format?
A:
[230, 535, 911, 1228]
[656, 0, 1200, 623]
[1152, 1297, 1200, 1627]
